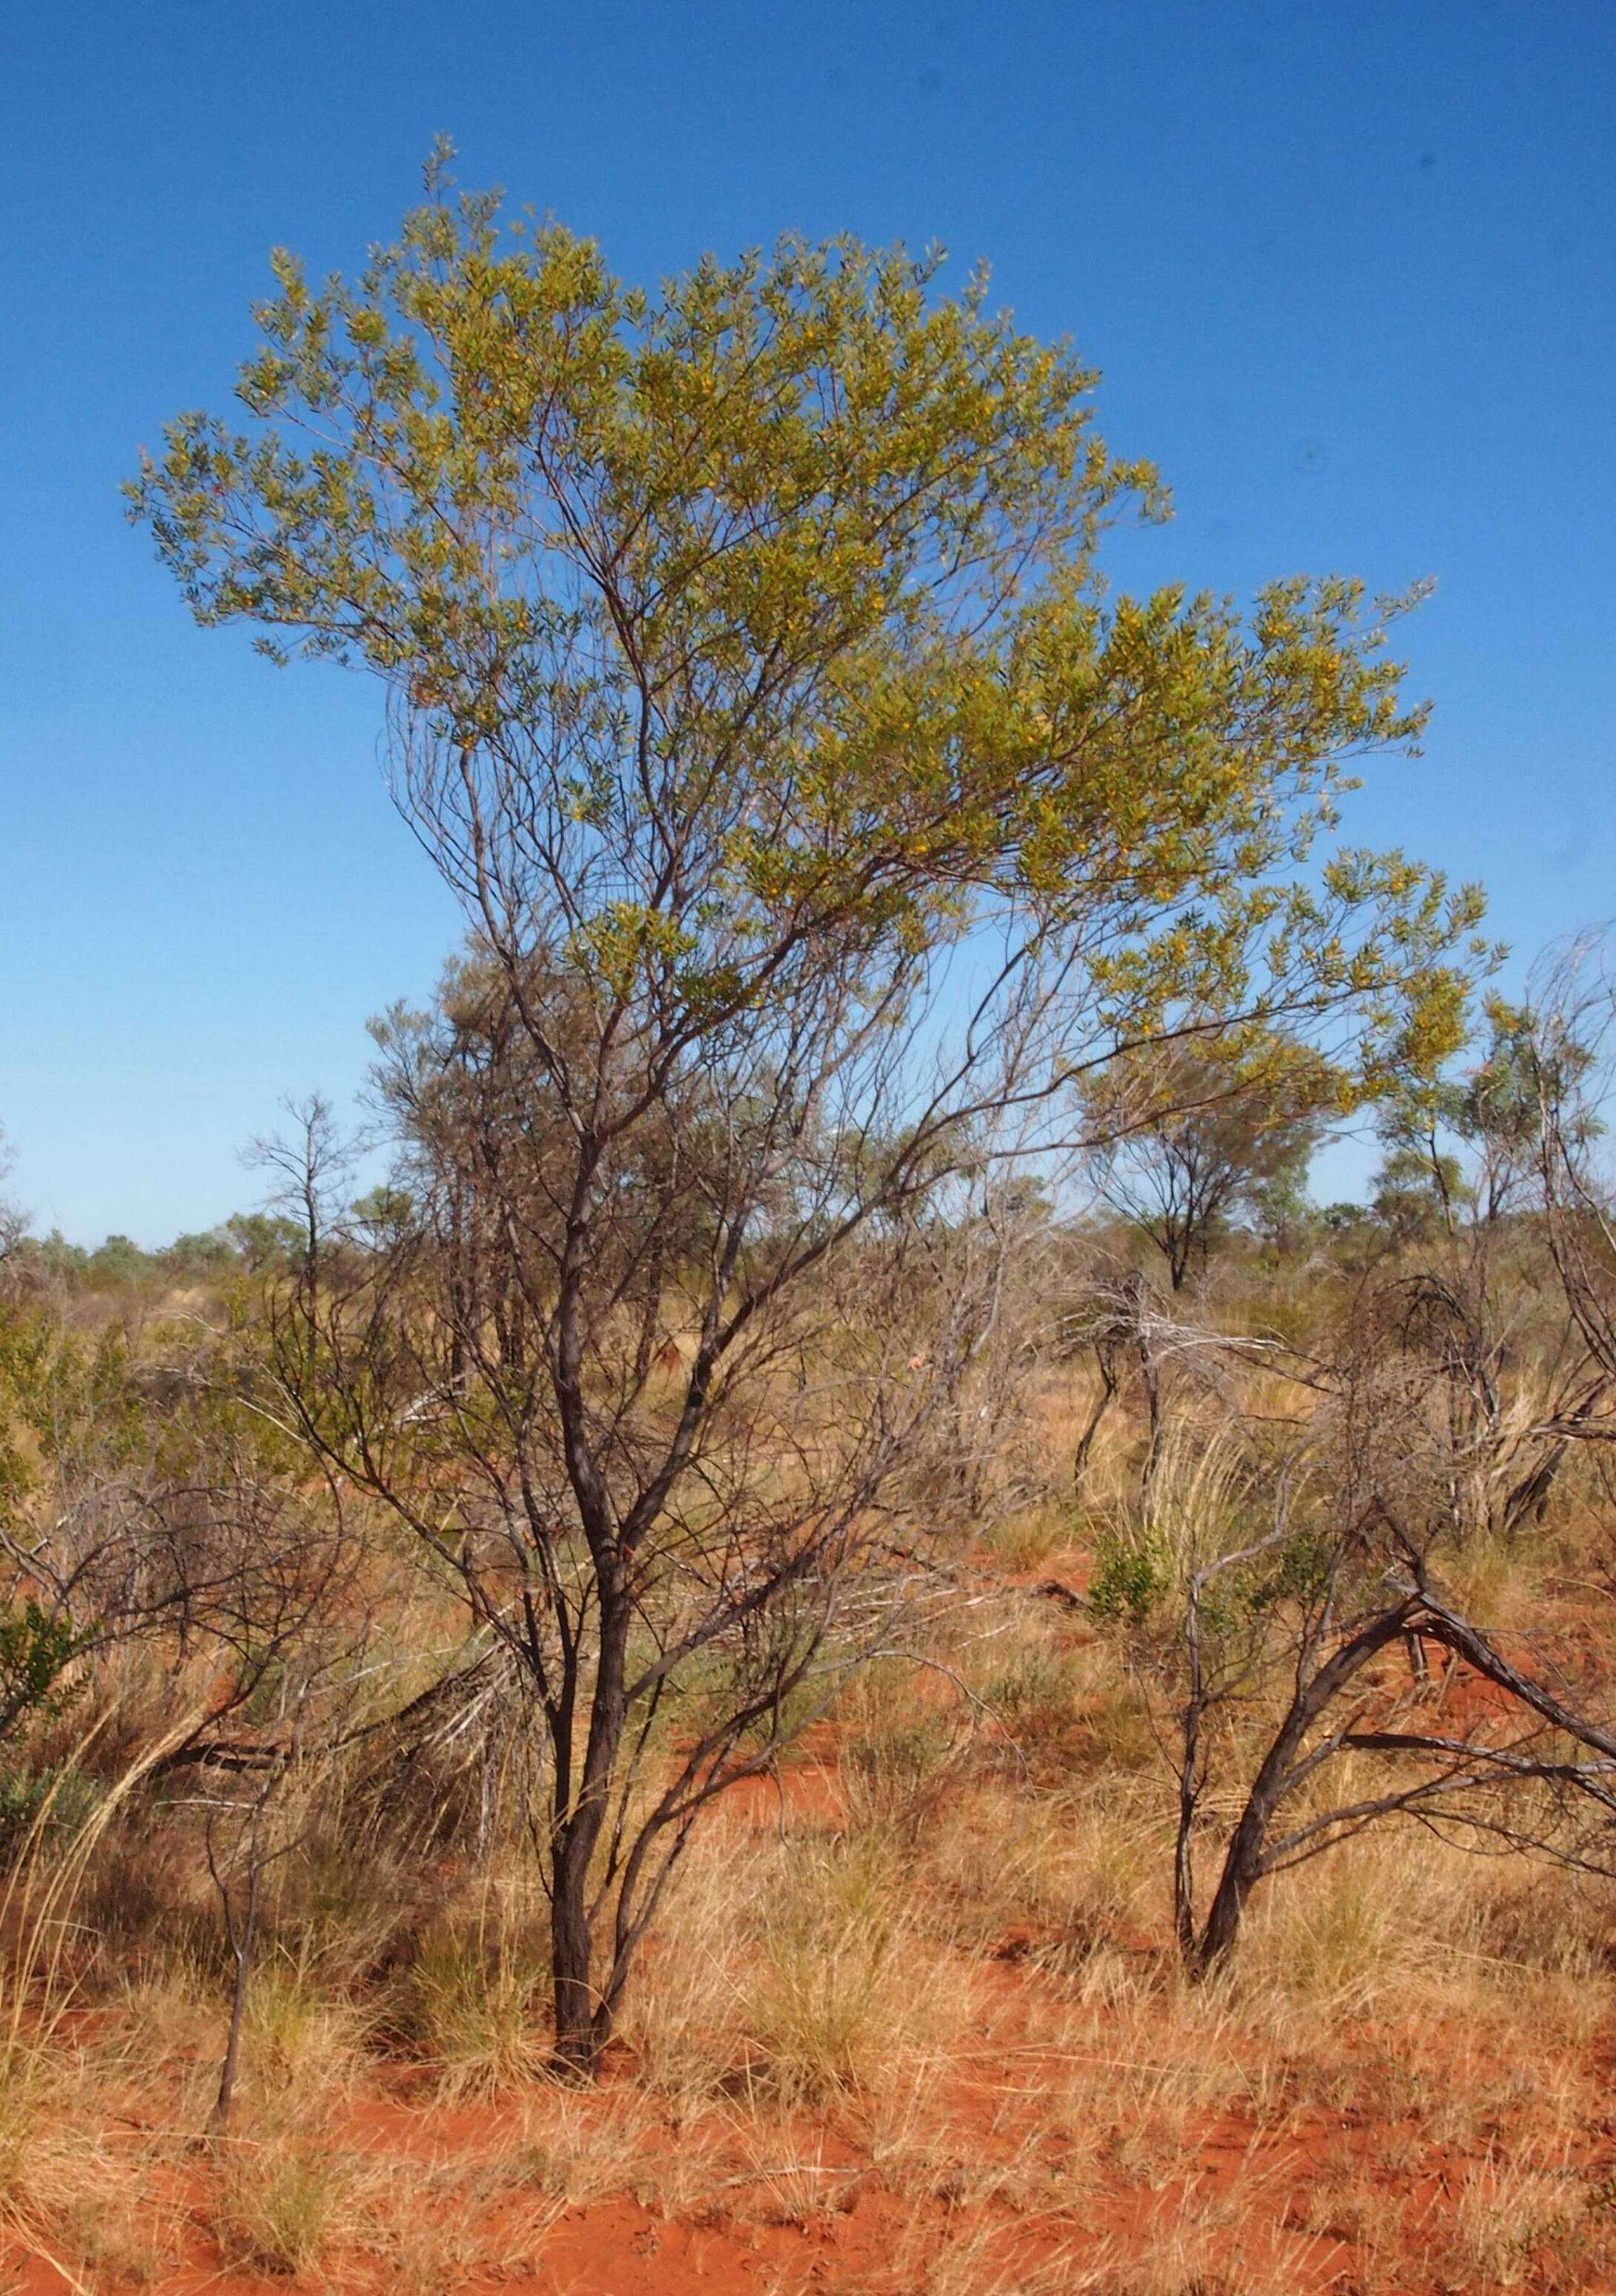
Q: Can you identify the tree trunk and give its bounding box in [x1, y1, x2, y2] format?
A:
[549, 1835, 600, 2073]
[1194, 1773, 1279, 1971]
[208, 1812, 264, 2140]
[1073, 1341, 1119, 1492]
[1173, 1695, 1202, 1962]
[545, 1581, 632, 2077]
[1136, 1320, 1162, 1500]
[1191, 1603, 1416, 1973]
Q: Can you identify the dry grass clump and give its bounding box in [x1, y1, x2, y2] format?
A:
[1074, 2177, 1328, 2296]
[861, 2066, 1047, 2213]
[981, 1505, 1074, 1576]
[1231, 1836, 1431, 2022]
[976, 1628, 1157, 1787]
[918, 1770, 1165, 1987]
[348, 2185, 489, 2296]
[217, 2094, 680, 2287]
[1440, 2148, 1606, 2290]
[0, 2039, 181, 2289]
[213, 2132, 354, 2277]
[1222, 1819, 1616, 2067]
[838, 1684, 960, 1847]
[1469, 1868, 1609, 1975]
[405, 1908, 546, 2094]
[625, 1818, 973, 2116]
[354, 2123, 649, 2291]
[276, 1823, 435, 1985]
[509, 2085, 677, 2214]
[618, 1837, 756, 2106]
[887, 2214, 1084, 2296]
[726, 2128, 860, 2226]
[1044, 1989, 1268, 2182]
[244, 1951, 374, 2098]
[741, 1831, 970, 2106]
[0, 2047, 52, 2220]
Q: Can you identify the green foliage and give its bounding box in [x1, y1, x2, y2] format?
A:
[1370, 995, 1603, 1240]
[1457, 998, 1599, 1154]
[1081, 1026, 1349, 1284]
[129, 157, 1486, 1062]
[348, 1185, 413, 1242]
[19, 1231, 90, 1283]
[1372, 1138, 1470, 1239]
[1090, 1509, 1332, 1640]
[167, 1228, 237, 1277]
[1252, 1525, 1337, 1611]
[86, 1234, 148, 1286]
[224, 1211, 303, 1271]
[0, 1759, 99, 1857]
[1193, 1528, 1338, 1640]
[1088, 1524, 1173, 1626]
[0, 1315, 144, 1470]
[0, 1602, 81, 1728]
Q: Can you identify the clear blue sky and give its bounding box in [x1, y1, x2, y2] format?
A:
[3, 1, 1612, 1243]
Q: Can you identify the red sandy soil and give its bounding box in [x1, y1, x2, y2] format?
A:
[13, 2031, 1597, 2296]
[7, 1661, 1616, 2292]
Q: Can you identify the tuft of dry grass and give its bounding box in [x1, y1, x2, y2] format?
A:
[1444, 2150, 1586, 2289]
[1045, 1995, 1267, 2183]
[213, 2132, 354, 2277]
[405, 1894, 546, 2094]
[245, 1951, 373, 2098]
[981, 1506, 1073, 1576]
[905, 2215, 1084, 2296]
[619, 1838, 754, 2107]
[738, 1833, 970, 2108]
[730, 2129, 859, 2226]
[508, 2084, 681, 2217]
[625, 1820, 973, 2117]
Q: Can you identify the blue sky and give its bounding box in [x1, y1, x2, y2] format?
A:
[3, 1, 1612, 1241]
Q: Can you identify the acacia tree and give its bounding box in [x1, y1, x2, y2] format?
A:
[1514, 947, 1616, 1506]
[1079, 1029, 1345, 1290]
[256, 1005, 967, 2074]
[131, 158, 1481, 2069]
[0, 1131, 24, 1286]
[1182, 1489, 1616, 1975]
[1092, 1380, 1616, 1977]
[1340, 992, 1610, 1543]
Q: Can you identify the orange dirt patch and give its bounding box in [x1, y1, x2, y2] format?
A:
[7, 1725, 1616, 2295]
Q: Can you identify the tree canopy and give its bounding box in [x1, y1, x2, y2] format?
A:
[130, 154, 1486, 1102]
[1079, 1028, 1346, 1287]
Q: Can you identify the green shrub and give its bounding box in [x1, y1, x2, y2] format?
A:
[1088, 1526, 1171, 1626]
[0, 1761, 100, 1859]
